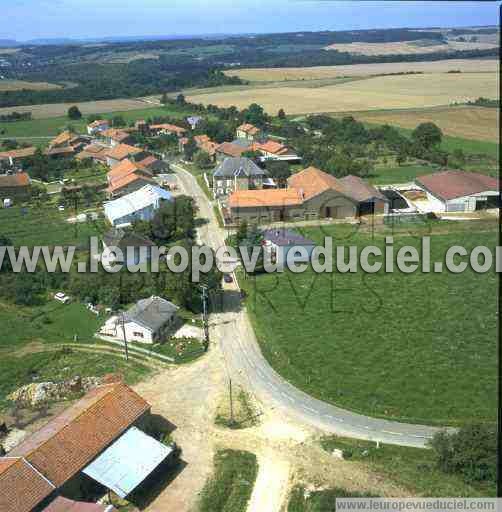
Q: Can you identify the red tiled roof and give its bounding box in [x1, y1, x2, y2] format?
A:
[237, 123, 260, 136]
[43, 496, 116, 512]
[0, 147, 37, 160]
[0, 457, 55, 512]
[137, 155, 159, 168]
[76, 144, 109, 162]
[288, 166, 348, 200]
[229, 188, 303, 208]
[106, 144, 143, 162]
[253, 140, 289, 155]
[416, 170, 499, 201]
[101, 129, 132, 142]
[0, 172, 30, 188]
[9, 383, 150, 487]
[150, 123, 186, 135]
[108, 172, 155, 194]
[216, 142, 248, 158]
[50, 131, 74, 148]
[88, 120, 109, 129]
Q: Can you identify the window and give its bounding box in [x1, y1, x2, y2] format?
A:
[133, 331, 144, 338]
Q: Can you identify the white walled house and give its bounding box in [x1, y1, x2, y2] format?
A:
[104, 184, 173, 226]
[261, 229, 316, 266]
[87, 119, 110, 136]
[416, 171, 499, 213]
[100, 296, 179, 344]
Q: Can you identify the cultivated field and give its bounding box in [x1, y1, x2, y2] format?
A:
[224, 58, 498, 81]
[0, 80, 62, 91]
[354, 105, 498, 142]
[242, 222, 498, 425]
[189, 72, 498, 115]
[324, 39, 498, 56]
[0, 97, 160, 119]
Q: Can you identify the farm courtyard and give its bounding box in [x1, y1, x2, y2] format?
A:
[241, 221, 498, 427]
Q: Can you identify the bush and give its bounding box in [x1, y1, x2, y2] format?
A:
[429, 423, 496, 483]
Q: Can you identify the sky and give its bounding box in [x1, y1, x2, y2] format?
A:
[1, 1, 499, 41]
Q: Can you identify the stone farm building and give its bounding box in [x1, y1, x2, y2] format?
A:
[227, 166, 388, 224]
[0, 171, 31, 199]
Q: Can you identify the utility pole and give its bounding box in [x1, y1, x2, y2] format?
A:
[200, 285, 209, 351]
[120, 312, 129, 361]
[229, 378, 235, 426]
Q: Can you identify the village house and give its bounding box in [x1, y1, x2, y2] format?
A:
[76, 143, 110, 164]
[262, 228, 316, 266]
[48, 130, 87, 150]
[104, 184, 173, 226]
[212, 157, 269, 198]
[415, 170, 499, 212]
[227, 166, 387, 224]
[87, 119, 110, 136]
[215, 141, 250, 161]
[106, 159, 156, 198]
[105, 143, 146, 168]
[149, 123, 187, 138]
[236, 123, 262, 141]
[100, 296, 179, 344]
[136, 154, 169, 173]
[99, 128, 135, 147]
[0, 171, 31, 200]
[101, 228, 156, 266]
[179, 135, 219, 162]
[252, 139, 301, 163]
[0, 147, 37, 169]
[186, 115, 202, 130]
[0, 380, 176, 512]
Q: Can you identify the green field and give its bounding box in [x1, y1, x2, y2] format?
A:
[0, 301, 102, 349]
[288, 486, 375, 511]
[198, 450, 258, 512]
[0, 203, 106, 247]
[0, 348, 151, 412]
[242, 222, 497, 426]
[367, 163, 438, 185]
[318, 436, 495, 497]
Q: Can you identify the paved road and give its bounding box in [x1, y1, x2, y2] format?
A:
[173, 164, 443, 448]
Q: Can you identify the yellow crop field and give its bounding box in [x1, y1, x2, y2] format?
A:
[354, 106, 498, 142]
[0, 80, 62, 92]
[224, 59, 498, 82]
[188, 72, 498, 115]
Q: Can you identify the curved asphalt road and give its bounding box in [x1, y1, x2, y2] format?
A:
[173, 164, 443, 448]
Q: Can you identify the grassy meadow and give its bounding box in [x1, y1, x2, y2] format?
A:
[241, 222, 498, 426]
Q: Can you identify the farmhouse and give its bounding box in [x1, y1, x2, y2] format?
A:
[0, 147, 37, 169]
[415, 170, 499, 212]
[48, 130, 87, 150]
[104, 184, 173, 226]
[136, 154, 168, 173]
[87, 119, 110, 136]
[106, 159, 156, 197]
[215, 141, 249, 160]
[262, 228, 316, 266]
[186, 115, 202, 129]
[236, 123, 262, 141]
[105, 143, 146, 168]
[1, 381, 175, 512]
[179, 135, 219, 162]
[76, 143, 110, 164]
[253, 140, 300, 162]
[99, 128, 135, 147]
[100, 296, 179, 344]
[227, 167, 386, 224]
[0, 171, 31, 199]
[212, 157, 269, 198]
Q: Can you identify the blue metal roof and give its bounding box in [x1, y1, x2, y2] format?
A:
[82, 427, 173, 498]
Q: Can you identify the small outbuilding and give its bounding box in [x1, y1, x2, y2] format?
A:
[262, 228, 316, 266]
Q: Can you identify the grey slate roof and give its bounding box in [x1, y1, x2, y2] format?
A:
[339, 175, 388, 203]
[213, 157, 267, 178]
[103, 228, 155, 250]
[125, 296, 178, 332]
[262, 229, 315, 247]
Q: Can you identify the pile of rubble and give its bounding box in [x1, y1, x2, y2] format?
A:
[7, 376, 103, 407]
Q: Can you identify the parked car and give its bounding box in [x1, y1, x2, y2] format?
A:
[54, 292, 71, 304]
[223, 273, 233, 283]
[58, 205, 65, 212]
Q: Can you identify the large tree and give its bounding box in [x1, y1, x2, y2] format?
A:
[67, 105, 82, 120]
[412, 122, 443, 150]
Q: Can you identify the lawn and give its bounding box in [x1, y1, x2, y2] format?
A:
[0, 301, 102, 349]
[318, 436, 495, 497]
[367, 163, 438, 185]
[0, 203, 106, 247]
[198, 449, 258, 512]
[0, 348, 151, 412]
[288, 485, 376, 511]
[241, 222, 498, 425]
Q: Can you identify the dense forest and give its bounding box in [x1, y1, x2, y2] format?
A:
[0, 27, 498, 108]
